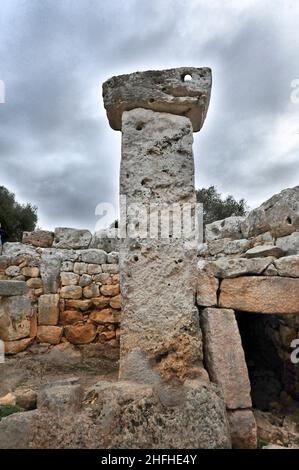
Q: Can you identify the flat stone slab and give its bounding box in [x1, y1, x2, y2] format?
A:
[82, 380, 231, 449]
[220, 276, 299, 314]
[0, 280, 28, 296]
[53, 227, 92, 250]
[211, 257, 274, 279]
[102, 67, 211, 132]
[244, 244, 284, 258]
[205, 216, 245, 242]
[201, 307, 252, 409]
[22, 230, 54, 248]
[0, 295, 32, 341]
[274, 255, 299, 277]
[276, 232, 299, 255]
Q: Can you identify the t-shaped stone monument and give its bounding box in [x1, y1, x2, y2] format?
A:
[102, 68, 231, 448]
[103, 67, 211, 383]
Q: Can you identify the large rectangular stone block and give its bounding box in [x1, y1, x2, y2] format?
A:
[22, 230, 54, 248]
[52, 228, 92, 250]
[227, 409, 257, 449]
[201, 307, 252, 409]
[118, 108, 203, 383]
[38, 294, 60, 325]
[196, 272, 218, 307]
[0, 295, 32, 341]
[219, 276, 299, 314]
[0, 280, 28, 296]
[103, 67, 211, 132]
[40, 252, 61, 294]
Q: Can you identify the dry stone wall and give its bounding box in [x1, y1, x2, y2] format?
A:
[0, 228, 121, 356]
[197, 185, 299, 448]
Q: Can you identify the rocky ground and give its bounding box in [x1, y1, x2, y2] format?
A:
[1, 344, 299, 449]
[0, 342, 119, 398]
[255, 409, 299, 448]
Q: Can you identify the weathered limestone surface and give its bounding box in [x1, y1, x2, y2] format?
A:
[60, 285, 82, 299]
[241, 186, 299, 238]
[53, 227, 92, 250]
[103, 67, 211, 132]
[64, 323, 97, 344]
[22, 230, 54, 248]
[205, 216, 245, 241]
[0, 280, 28, 296]
[81, 380, 231, 449]
[38, 294, 60, 325]
[0, 379, 231, 449]
[220, 276, 299, 314]
[60, 272, 79, 286]
[223, 238, 251, 255]
[5, 337, 34, 355]
[201, 307, 252, 409]
[90, 229, 121, 253]
[276, 231, 299, 255]
[244, 245, 284, 258]
[119, 108, 202, 382]
[197, 271, 218, 307]
[80, 249, 107, 264]
[100, 68, 233, 449]
[0, 410, 38, 449]
[0, 255, 10, 269]
[211, 257, 274, 279]
[0, 241, 121, 353]
[227, 410, 257, 449]
[274, 255, 299, 277]
[0, 295, 32, 341]
[2, 242, 38, 259]
[37, 325, 63, 345]
[37, 377, 83, 412]
[40, 252, 61, 294]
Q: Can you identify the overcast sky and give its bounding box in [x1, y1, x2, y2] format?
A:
[0, 0, 298, 231]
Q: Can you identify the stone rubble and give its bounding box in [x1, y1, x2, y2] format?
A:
[0, 238, 122, 354]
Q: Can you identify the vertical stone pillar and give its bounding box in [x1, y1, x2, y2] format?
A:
[103, 67, 212, 384]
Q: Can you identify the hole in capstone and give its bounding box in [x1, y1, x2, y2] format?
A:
[286, 216, 292, 224]
[182, 73, 192, 82]
[136, 122, 144, 131]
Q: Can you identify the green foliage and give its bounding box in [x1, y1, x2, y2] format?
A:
[0, 186, 38, 241]
[0, 404, 23, 421]
[196, 186, 248, 226]
[257, 436, 269, 449]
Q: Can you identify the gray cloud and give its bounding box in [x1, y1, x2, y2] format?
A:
[0, 0, 298, 230]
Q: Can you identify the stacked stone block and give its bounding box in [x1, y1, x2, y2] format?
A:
[0, 228, 121, 355]
[197, 185, 299, 448]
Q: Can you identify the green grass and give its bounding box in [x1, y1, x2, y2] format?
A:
[0, 404, 23, 421]
[257, 436, 269, 449]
